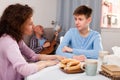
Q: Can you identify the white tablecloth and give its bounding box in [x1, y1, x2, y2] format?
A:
[25, 64, 110, 80]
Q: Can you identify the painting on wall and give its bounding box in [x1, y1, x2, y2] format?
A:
[101, 0, 120, 28]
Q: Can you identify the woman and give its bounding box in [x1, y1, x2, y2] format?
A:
[0, 4, 63, 80]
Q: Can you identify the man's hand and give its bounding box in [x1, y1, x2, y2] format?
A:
[36, 60, 58, 70]
[62, 46, 73, 53]
[43, 41, 50, 48]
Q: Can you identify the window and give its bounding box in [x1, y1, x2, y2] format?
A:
[101, 0, 120, 28]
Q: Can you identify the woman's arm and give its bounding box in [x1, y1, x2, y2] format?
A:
[39, 54, 65, 61]
[6, 42, 39, 77]
[19, 40, 40, 62]
[6, 40, 60, 77]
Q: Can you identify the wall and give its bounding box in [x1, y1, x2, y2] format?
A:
[101, 29, 120, 54]
[1, 0, 120, 54]
[0, 0, 57, 28]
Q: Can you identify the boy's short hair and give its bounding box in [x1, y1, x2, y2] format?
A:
[73, 5, 92, 18]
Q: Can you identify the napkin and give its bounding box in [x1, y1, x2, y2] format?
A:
[101, 46, 120, 66]
[104, 55, 120, 66]
[112, 46, 120, 57]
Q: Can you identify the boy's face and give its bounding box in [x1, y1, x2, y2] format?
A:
[74, 15, 91, 31]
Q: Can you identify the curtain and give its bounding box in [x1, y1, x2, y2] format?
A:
[56, 0, 102, 36]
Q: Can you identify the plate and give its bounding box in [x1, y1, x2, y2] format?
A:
[60, 68, 84, 74]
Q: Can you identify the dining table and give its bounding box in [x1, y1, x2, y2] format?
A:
[25, 60, 110, 80]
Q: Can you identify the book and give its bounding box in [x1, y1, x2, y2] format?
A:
[99, 71, 120, 80]
[101, 65, 120, 76]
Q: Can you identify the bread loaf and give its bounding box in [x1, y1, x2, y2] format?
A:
[59, 58, 81, 71]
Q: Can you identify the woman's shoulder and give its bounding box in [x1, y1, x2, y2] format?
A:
[3, 35, 17, 44]
[0, 34, 18, 50]
[1, 34, 17, 45]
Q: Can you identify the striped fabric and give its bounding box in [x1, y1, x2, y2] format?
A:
[29, 35, 46, 54]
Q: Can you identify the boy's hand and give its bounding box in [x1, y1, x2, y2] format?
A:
[73, 55, 86, 62]
[62, 46, 73, 53]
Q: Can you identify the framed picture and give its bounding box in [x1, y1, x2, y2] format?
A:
[101, 0, 120, 28]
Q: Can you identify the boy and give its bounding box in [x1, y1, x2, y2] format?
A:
[56, 5, 103, 61]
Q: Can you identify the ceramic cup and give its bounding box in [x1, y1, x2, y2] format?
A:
[81, 59, 98, 76]
[99, 51, 109, 64]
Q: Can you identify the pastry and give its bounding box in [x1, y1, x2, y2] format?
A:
[60, 58, 81, 71]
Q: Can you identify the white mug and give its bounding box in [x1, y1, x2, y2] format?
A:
[81, 59, 98, 76]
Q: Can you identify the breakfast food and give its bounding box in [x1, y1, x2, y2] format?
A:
[67, 60, 80, 67]
[59, 58, 81, 71]
[61, 58, 72, 64]
[65, 64, 80, 71]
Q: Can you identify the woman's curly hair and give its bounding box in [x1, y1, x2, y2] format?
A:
[0, 3, 33, 42]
